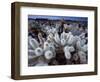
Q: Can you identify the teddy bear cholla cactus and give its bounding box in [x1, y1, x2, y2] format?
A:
[54, 30, 87, 64]
[28, 35, 56, 66]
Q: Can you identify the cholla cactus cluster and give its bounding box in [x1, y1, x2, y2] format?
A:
[28, 29, 88, 66]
